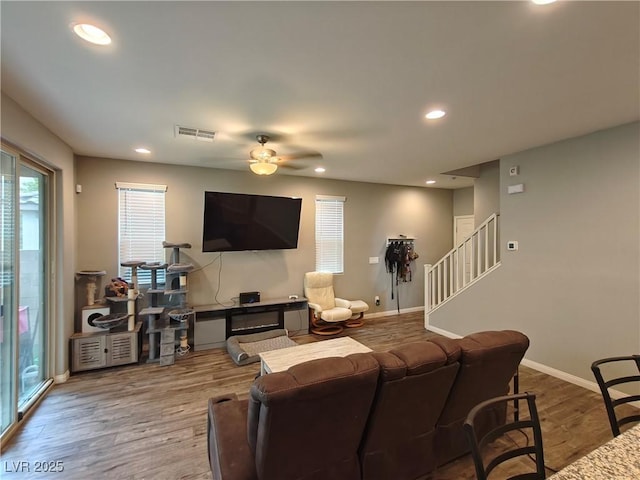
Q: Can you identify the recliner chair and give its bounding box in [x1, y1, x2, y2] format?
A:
[303, 271, 369, 335]
[430, 330, 530, 466]
[207, 353, 380, 480]
[359, 341, 461, 480]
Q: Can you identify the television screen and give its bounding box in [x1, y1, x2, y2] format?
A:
[202, 191, 302, 252]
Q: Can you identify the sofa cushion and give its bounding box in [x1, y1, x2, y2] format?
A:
[389, 341, 449, 376]
[427, 336, 462, 364]
[248, 352, 379, 480]
[360, 341, 460, 480]
[434, 330, 530, 466]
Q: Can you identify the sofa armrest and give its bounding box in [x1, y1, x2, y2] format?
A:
[210, 393, 239, 404]
[308, 302, 323, 314]
[208, 397, 257, 480]
[335, 297, 351, 309]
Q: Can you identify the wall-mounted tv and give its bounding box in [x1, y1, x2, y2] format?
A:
[202, 191, 302, 252]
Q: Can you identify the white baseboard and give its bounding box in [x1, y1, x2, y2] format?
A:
[426, 325, 462, 339]
[519, 358, 600, 394]
[520, 358, 639, 406]
[425, 325, 639, 407]
[367, 306, 423, 319]
[54, 370, 70, 384]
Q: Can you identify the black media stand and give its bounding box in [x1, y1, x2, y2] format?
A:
[193, 297, 308, 351]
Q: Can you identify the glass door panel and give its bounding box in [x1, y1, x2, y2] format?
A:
[1, 149, 17, 436]
[18, 164, 47, 405]
[1, 148, 51, 442]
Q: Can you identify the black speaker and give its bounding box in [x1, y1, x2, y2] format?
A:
[239, 291, 260, 304]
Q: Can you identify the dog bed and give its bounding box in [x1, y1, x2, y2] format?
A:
[226, 329, 297, 366]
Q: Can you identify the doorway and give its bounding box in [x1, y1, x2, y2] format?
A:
[454, 215, 475, 246]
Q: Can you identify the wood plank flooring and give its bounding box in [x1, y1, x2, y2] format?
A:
[1, 312, 633, 479]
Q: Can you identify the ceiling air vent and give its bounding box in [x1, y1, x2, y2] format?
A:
[174, 125, 216, 142]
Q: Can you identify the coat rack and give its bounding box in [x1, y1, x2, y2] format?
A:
[384, 236, 419, 314]
[386, 236, 415, 246]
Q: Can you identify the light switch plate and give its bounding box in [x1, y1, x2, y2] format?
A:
[508, 183, 525, 194]
[369, 256, 379, 264]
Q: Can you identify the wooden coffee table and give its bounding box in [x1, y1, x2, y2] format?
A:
[259, 336, 372, 375]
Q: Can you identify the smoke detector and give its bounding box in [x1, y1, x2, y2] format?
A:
[174, 125, 216, 142]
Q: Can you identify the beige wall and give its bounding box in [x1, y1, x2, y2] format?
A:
[453, 187, 474, 217]
[474, 160, 500, 223]
[76, 156, 453, 321]
[430, 122, 640, 384]
[1, 92, 76, 378]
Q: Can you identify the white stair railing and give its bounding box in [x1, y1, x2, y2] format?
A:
[425, 214, 500, 321]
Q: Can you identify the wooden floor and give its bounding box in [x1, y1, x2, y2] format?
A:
[1, 312, 628, 479]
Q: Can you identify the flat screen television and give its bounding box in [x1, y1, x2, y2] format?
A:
[202, 191, 302, 252]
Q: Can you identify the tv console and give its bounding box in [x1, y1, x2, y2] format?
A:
[193, 297, 309, 351]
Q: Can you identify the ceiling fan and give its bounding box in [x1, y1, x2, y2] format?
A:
[249, 134, 279, 175]
[248, 134, 322, 176]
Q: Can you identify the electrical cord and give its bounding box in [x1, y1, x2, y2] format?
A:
[189, 254, 221, 274]
[184, 252, 235, 306]
[213, 253, 235, 307]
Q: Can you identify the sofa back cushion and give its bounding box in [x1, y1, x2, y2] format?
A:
[359, 341, 460, 480]
[247, 352, 379, 480]
[431, 330, 530, 465]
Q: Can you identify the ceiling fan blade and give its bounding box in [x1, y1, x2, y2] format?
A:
[278, 163, 308, 170]
[278, 151, 323, 161]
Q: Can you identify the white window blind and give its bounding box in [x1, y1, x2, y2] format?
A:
[117, 182, 167, 285]
[315, 195, 345, 274]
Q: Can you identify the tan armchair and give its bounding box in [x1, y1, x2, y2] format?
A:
[303, 271, 369, 335]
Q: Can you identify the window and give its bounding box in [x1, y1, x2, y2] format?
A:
[116, 182, 167, 285]
[315, 195, 345, 274]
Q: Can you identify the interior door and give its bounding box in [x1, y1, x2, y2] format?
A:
[454, 215, 475, 246]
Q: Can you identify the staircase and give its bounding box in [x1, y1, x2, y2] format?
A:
[424, 214, 500, 325]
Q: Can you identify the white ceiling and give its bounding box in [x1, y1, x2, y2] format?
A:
[1, 1, 638, 189]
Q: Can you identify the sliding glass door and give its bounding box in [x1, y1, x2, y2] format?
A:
[0, 149, 17, 437]
[0, 146, 50, 442]
[18, 163, 48, 404]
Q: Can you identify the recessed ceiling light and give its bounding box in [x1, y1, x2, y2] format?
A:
[135, 148, 151, 154]
[532, 0, 556, 4]
[426, 180, 436, 185]
[425, 110, 446, 120]
[314, 167, 326, 173]
[72, 23, 112, 45]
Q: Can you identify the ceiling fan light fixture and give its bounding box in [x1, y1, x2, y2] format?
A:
[250, 146, 276, 161]
[250, 161, 278, 176]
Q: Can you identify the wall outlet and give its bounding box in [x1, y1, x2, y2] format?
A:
[509, 166, 520, 176]
[507, 241, 519, 251]
[375, 295, 380, 306]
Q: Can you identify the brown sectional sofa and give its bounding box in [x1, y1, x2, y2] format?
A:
[207, 330, 529, 480]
